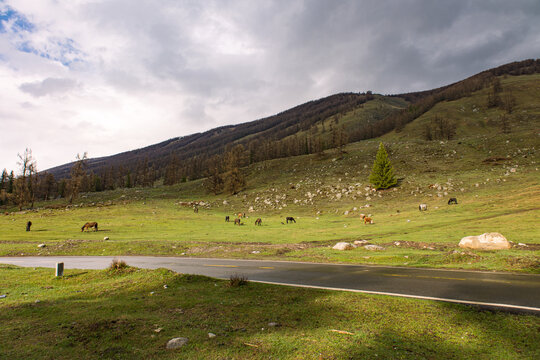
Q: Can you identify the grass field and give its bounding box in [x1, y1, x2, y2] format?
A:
[1, 264, 539, 359]
[0, 74, 539, 359]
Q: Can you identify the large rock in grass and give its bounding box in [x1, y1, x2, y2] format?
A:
[459, 233, 511, 250]
[333, 242, 355, 250]
[166, 337, 189, 349]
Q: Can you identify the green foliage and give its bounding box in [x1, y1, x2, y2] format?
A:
[369, 142, 397, 189]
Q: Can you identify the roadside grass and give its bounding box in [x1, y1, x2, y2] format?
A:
[1, 264, 539, 359]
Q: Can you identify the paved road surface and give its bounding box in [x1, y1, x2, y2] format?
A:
[2, 256, 539, 313]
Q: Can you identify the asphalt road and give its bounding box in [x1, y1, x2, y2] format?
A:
[2, 256, 539, 313]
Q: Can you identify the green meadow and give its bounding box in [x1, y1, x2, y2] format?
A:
[1, 264, 539, 360]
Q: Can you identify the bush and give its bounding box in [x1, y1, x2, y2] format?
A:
[229, 274, 249, 287]
[108, 259, 129, 271]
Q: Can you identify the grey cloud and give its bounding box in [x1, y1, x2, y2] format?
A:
[19, 77, 78, 97]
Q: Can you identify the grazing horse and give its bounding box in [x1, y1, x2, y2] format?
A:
[364, 217, 373, 224]
[81, 222, 98, 232]
[359, 214, 366, 220]
[255, 218, 262, 226]
[225, 215, 230, 222]
[26, 221, 32, 231]
[448, 198, 458, 205]
[419, 204, 427, 211]
[286, 217, 296, 224]
[234, 218, 241, 226]
[193, 206, 198, 213]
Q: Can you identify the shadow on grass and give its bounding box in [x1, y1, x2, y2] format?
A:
[0, 266, 538, 359]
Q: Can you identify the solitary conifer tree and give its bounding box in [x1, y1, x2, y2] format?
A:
[369, 142, 397, 189]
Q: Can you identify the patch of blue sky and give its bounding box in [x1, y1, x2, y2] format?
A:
[16, 38, 86, 67]
[0, 6, 35, 33]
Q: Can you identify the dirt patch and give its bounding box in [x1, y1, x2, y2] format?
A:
[511, 243, 540, 251]
[505, 256, 540, 271]
[382, 240, 451, 251]
[186, 242, 313, 255]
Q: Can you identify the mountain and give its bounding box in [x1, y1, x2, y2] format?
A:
[45, 59, 540, 181]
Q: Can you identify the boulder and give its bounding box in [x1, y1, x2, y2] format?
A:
[332, 242, 355, 250]
[166, 337, 189, 349]
[458, 232, 511, 250]
[364, 245, 385, 251]
[38, 244, 46, 248]
[354, 240, 369, 246]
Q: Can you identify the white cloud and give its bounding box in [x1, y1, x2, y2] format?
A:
[1, 0, 539, 172]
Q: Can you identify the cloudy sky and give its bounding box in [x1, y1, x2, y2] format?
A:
[1, 0, 539, 172]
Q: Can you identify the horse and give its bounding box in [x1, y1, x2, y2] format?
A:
[448, 198, 458, 205]
[364, 217, 373, 224]
[419, 204, 427, 211]
[81, 222, 98, 232]
[26, 221, 32, 232]
[225, 215, 230, 222]
[255, 218, 262, 226]
[193, 206, 198, 213]
[234, 218, 241, 226]
[286, 217, 296, 224]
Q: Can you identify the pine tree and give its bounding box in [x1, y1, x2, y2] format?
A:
[369, 142, 397, 190]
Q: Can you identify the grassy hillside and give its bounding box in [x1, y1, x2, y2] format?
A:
[1, 74, 538, 273]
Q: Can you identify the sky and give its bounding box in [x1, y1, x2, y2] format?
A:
[1, 0, 539, 173]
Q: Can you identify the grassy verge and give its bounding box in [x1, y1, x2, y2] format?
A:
[1, 264, 538, 359]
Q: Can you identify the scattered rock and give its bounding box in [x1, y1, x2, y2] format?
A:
[208, 333, 216, 338]
[353, 240, 369, 246]
[251, 251, 260, 254]
[163, 285, 168, 289]
[518, 243, 528, 247]
[332, 242, 355, 251]
[268, 322, 280, 327]
[37, 244, 46, 248]
[166, 337, 189, 349]
[364, 245, 385, 251]
[104, 237, 109, 240]
[459, 232, 511, 250]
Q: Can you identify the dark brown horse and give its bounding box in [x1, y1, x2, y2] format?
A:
[255, 218, 262, 226]
[234, 218, 241, 226]
[81, 222, 98, 232]
[286, 217, 296, 224]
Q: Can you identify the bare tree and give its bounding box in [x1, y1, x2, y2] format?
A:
[68, 152, 88, 204]
[14, 148, 36, 210]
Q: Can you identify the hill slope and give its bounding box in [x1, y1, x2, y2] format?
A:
[45, 59, 539, 185]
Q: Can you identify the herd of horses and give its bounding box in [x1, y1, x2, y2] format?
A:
[25, 197, 459, 232]
[224, 212, 297, 226]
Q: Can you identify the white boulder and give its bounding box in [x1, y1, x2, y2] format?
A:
[458, 232, 511, 250]
[332, 242, 355, 251]
[166, 337, 189, 349]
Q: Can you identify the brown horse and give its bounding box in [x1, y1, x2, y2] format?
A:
[255, 218, 262, 226]
[364, 217, 373, 225]
[234, 218, 241, 226]
[81, 222, 98, 232]
[286, 217, 296, 224]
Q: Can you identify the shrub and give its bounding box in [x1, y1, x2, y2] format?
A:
[108, 259, 129, 271]
[229, 274, 249, 287]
